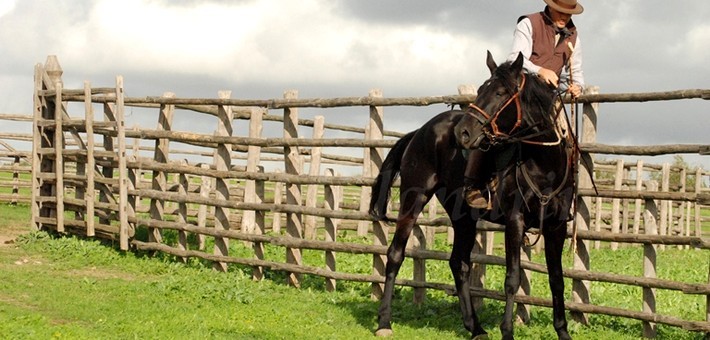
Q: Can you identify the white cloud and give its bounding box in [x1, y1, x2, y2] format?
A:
[0, 0, 15, 17]
[684, 24, 710, 65]
[70, 0, 263, 73]
[47, 0, 499, 94]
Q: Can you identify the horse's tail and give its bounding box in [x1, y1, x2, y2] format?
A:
[369, 130, 417, 222]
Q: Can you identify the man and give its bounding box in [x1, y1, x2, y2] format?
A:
[464, 0, 586, 208]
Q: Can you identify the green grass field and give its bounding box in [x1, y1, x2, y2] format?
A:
[0, 203, 707, 339]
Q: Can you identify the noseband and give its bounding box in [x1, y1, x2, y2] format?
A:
[467, 74, 526, 144]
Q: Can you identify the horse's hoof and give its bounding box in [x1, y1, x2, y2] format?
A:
[472, 334, 489, 340]
[375, 328, 393, 337]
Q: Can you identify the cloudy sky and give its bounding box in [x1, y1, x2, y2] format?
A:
[0, 0, 708, 169]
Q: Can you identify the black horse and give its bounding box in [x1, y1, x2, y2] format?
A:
[371, 52, 574, 339]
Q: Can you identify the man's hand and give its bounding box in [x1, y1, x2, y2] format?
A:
[568, 84, 582, 99]
[537, 68, 559, 88]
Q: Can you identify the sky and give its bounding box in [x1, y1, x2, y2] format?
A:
[0, 0, 708, 170]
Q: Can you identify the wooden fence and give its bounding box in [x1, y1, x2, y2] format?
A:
[23, 55, 710, 337]
[0, 111, 33, 205]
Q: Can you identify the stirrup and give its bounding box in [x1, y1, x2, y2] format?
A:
[465, 187, 489, 209]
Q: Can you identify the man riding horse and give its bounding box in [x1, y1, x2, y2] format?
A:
[464, 0, 586, 209]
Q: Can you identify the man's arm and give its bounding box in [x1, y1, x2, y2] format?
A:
[507, 18, 541, 75]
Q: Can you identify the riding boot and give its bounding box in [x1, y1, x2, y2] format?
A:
[463, 149, 490, 209]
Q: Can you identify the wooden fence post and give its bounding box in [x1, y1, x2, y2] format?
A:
[272, 170, 283, 234]
[212, 90, 233, 272]
[54, 81, 65, 233]
[244, 106, 265, 279]
[197, 163, 211, 251]
[32, 56, 63, 230]
[358, 131, 371, 236]
[368, 88, 387, 300]
[611, 158, 624, 250]
[324, 168, 341, 292]
[74, 106, 86, 226]
[31, 63, 42, 229]
[283, 89, 303, 287]
[594, 166, 608, 244]
[695, 167, 703, 239]
[305, 115, 325, 239]
[242, 108, 264, 238]
[126, 155, 138, 241]
[659, 163, 670, 251]
[115, 76, 129, 250]
[253, 165, 266, 281]
[131, 125, 141, 159]
[571, 85, 598, 324]
[83, 81, 96, 237]
[633, 160, 644, 236]
[148, 92, 175, 246]
[678, 166, 687, 249]
[622, 168, 630, 240]
[643, 180, 659, 338]
[45, 56, 61, 228]
[99, 102, 116, 228]
[177, 159, 189, 261]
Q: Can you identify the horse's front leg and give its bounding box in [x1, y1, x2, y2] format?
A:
[501, 213, 525, 340]
[544, 223, 571, 340]
[449, 219, 487, 339]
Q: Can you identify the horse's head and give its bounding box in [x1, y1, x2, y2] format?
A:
[455, 51, 553, 150]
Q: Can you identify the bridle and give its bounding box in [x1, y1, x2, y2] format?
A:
[466, 73, 562, 147]
[466, 74, 526, 144]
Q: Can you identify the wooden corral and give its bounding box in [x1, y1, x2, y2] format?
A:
[0, 112, 33, 205]
[12, 55, 710, 337]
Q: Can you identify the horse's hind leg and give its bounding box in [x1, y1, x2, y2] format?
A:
[376, 188, 431, 336]
[544, 225, 571, 340]
[449, 219, 487, 338]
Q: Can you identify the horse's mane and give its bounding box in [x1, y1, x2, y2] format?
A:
[493, 61, 557, 131]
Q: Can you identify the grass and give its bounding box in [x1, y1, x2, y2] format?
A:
[0, 203, 707, 339]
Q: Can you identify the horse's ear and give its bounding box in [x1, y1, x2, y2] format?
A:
[486, 50, 497, 75]
[511, 52, 524, 74]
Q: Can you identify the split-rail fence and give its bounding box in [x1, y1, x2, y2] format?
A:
[9, 55, 710, 338]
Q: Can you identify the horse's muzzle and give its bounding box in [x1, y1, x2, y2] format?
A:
[471, 132, 486, 149]
[455, 124, 487, 150]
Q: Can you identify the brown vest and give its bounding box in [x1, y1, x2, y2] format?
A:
[519, 11, 577, 76]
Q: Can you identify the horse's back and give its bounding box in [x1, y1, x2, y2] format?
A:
[398, 109, 468, 197]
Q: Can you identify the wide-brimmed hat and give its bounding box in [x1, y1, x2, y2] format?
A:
[544, 0, 584, 15]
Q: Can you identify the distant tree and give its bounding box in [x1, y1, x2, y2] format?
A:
[591, 156, 615, 181]
[650, 155, 703, 191]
